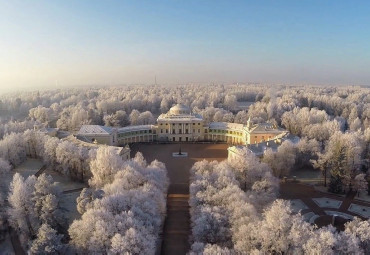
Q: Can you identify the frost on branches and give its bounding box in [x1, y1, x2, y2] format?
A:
[189, 159, 370, 254]
[69, 152, 169, 254]
[7, 173, 64, 251]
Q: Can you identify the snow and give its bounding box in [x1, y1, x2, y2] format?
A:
[60, 192, 81, 225]
[355, 190, 370, 203]
[43, 168, 87, 192]
[78, 125, 113, 135]
[348, 204, 370, 218]
[209, 122, 244, 131]
[313, 198, 342, 209]
[290, 199, 309, 213]
[324, 211, 354, 220]
[1, 158, 44, 196]
[13, 158, 44, 178]
[118, 125, 155, 133]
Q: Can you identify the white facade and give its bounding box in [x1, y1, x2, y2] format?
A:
[78, 104, 288, 147]
[157, 104, 205, 142]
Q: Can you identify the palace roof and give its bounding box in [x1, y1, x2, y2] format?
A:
[78, 125, 114, 135]
[209, 122, 244, 131]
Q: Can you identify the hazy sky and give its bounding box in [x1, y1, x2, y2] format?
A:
[1, 1, 370, 92]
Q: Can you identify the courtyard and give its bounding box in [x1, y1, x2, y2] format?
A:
[130, 143, 229, 194]
[130, 143, 229, 255]
[280, 182, 370, 229]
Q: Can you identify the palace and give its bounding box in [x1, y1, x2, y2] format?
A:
[77, 104, 288, 148]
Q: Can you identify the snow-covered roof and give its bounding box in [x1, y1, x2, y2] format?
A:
[246, 140, 281, 156]
[65, 135, 130, 154]
[169, 104, 191, 115]
[78, 125, 113, 135]
[230, 134, 300, 157]
[157, 114, 203, 122]
[209, 122, 244, 131]
[247, 122, 286, 134]
[118, 125, 155, 133]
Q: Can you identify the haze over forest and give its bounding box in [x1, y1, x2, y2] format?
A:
[1, 0, 370, 94]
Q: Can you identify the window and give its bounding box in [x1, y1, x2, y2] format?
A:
[193, 123, 195, 125]
[166, 129, 168, 133]
[255, 136, 257, 138]
[179, 129, 182, 134]
[172, 130, 175, 134]
[161, 129, 163, 133]
[198, 123, 200, 125]
[198, 129, 200, 133]
[193, 129, 195, 133]
[186, 129, 188, 134]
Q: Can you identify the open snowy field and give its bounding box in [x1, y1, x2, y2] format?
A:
[43, 168, 87, 192]
[14, 158, 43, 178]
[60, 192, 81, 225]
[0, 158, 44, 196]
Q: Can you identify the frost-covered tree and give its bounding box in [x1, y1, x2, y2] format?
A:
[0, 132, 27, 167]
[29, 106, 52, 124]
[345, 217, 370, 251]
[0, 158, 11, 176]
[313, 131, 365, 191]
[88, 146, 125, 188]
[76, 188, 104, 214]
[7, 173, 36, 242]
[69, 153, 168, 254]
[296, 137, 320, 167]
[29, 223, 64, 255]
[262, 140, 296, 177]
[353, 173, 368, 195]
[129, 109, 141, 125]
[8, 173, 64, 247]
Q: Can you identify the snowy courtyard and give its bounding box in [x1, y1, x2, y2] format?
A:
[348, 204, 370, 218]
[313, 197, 342, 209]
[290, 199, 309, 213]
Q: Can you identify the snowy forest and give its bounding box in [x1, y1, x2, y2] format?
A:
[0, 84, 369, 254]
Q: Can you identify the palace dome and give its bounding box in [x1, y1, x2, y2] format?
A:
[169, 104, 191, 115]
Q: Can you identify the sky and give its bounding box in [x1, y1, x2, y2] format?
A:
[0, 0, 370, 92]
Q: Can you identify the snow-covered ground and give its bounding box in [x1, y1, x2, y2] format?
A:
[313, 197, 342, 209]
[355, 190, 370, 203]
[290, 199, 308, 213]
[348, 204, 370, 218]
[325, 211, 354, 220]
[13, 158, 44, 178]
[43, 168, 87, 192]
[42, 168, 87, 225]
[60, 192, 81, 225]
[0, 158, 44, 197]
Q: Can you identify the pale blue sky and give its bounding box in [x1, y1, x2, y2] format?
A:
[0, 1, 369, 91]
